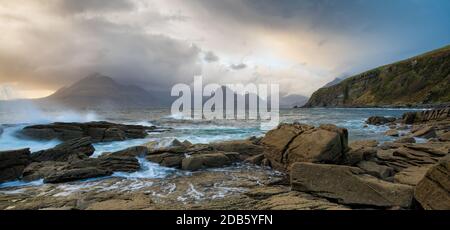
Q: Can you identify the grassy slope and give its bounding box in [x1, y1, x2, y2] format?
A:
[305, 45, 450, 107]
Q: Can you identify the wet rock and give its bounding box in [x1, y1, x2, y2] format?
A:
[21, 121, 155, 142]
[384, 129, 399, 137]
[0, 148, 31, 183]
[244, 154, 265, 165]
[147, 153, 184, 168]
[22, 161, 68, 182]
[181, 152, 232, 171]
[394, 137, 416, 144]
[290, 162, 414, 208]
[262, 123, 348, 171]
[357, 161, 394, 179]
[31, 137, 95, 162]
[411, 126, 437, 139]
[366, 116, 396, 125]
[69, 155, 141, 173]
[414, 156, 450, 210]
[394, 166, 431, 186]
[44, 168, 112, 184]
[106, 146, 148, 158]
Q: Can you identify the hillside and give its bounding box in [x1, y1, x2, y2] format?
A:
[304, 45, 450, 107]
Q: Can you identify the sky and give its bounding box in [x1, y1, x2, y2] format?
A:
[0, 0, 449, 100]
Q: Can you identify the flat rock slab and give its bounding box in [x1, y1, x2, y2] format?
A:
[290, 162, 413, 208]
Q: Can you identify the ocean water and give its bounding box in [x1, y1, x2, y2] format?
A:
[0, 106, 425, 187]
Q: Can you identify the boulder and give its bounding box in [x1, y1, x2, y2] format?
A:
[22, 161, 68, 182]
[349, 140, 379, 149]
[211, 140, 265, 160]
[342, 147, 377, 166]
[31, 137, 95, 162]
[244, 154, 265, 165]
[69, 155, 141, 173]
[412, 126, 437, 139]
[357, 161, 394, 179]
[414, 156, 450, 210]
[402, 108, 450, 124]
[21, 121, 154, 142]
[147, 153, 184, 168]
[394, 166, 431, 186]
[384, 129, 399, 137]
[438, 131, 450, 142]
[0, 148, 31, 183]
[44, 167, 112, 184]
[394, 137, 416, 144]
[366, 116, 396, 125]
[262, 123, 347, 171]
[181, 152, 232, 171]
[290, 163, 414, 208]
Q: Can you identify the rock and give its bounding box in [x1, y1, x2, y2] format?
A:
[403, 108, 450, 124]
[366, 116, 396, 125]
[182, 140, 193, 147]
[22, 161, 68, 182]
[412, 126, 437, 139]
[181, 152, 232, 171]
[349, 140, 379, 149]
[342, 147, 377, 166]
[357, 161, 394, 179]
[394, 166, 431, 186]
[394, 137, 416, 143]
[0, 149, 31, 183]
[414, 156, 450, 210]
[107, 146, 148, 158]
[290, 163, 414, 208]
[147, 153, 184, 168]
[0, 126, 3, 137]
[31, 137, 95, 162]
[141, 141, 158, 150]
[21, 121, 155, 142]
[384, 129, 399, 137]
[43, 168, 112, 184]
[438, 131, 450, 142]
[262, 123, 347, 171]
[211, 140, 265, 160]
[69, 155, 141, 173]
[244, 154, 265, 165]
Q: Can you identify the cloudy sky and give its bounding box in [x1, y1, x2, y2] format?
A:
[0, 0, 449, 100]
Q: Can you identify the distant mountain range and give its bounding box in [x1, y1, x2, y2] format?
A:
[304, 45, 450, 107]
[36, 74, 171, 108]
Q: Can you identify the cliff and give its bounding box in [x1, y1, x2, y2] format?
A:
[304, 45, 450, 107]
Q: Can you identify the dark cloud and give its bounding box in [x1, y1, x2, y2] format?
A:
[230, 63, 247, 70]
[55, 0, 136, 14]
[203, 51, 219, 63]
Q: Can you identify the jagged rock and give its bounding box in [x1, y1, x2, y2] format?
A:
[394, 166, 431, 186]
[106, 146, 148, 158]
[147, 153, 184, 168]
[181, 152, 232, 171]
[357, 161, 394, 179]
[31, 137, 95, 162]
[244, 154, 265, 165]
[366, 116, 396, 125]
[394, 137, 416, 143]
[384, 129, 399, 137]
[22, 161, 68, 182]
[403, 108, 450, 124]
[291, 163, 414, 208]
[21, 121, 154, 142]
[262, 123, 347, 171]
[412, 126, 437, 139]
[414, 156, 450, 210]
[342, 147, 377, 166]
[0, 149, 31, 183]
[44, 167, 112, 184]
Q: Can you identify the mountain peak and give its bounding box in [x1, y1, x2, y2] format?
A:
[74, 73, 117, 87]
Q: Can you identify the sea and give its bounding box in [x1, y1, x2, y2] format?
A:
[0, 106, 426, 188]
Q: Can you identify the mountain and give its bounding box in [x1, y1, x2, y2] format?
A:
[280, 94, 309, 108]
[322, 77, 344, 88]
[40, 74, 170, 108]
[304, 45, 450, 107]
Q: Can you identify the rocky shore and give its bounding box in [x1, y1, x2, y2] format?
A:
[0, 108, 448, 210]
